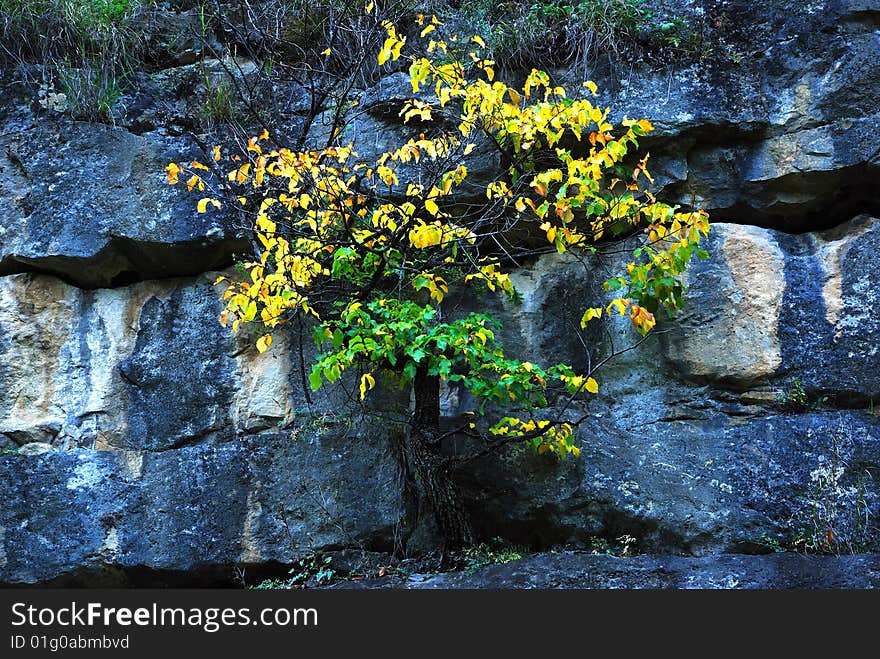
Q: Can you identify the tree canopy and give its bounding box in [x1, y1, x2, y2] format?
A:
[166, 5, 710, 548]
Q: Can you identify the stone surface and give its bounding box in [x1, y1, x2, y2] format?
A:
[585, 0, 880, 230]
[457, 410, 880, 555]
[663, 215, 880, 399]
[0, 272, 353, 451]
[0, 429, 406, 586]
[662, 223, 786, 385]
[0, 120, 248, 288]
[342, 551, 880, 589]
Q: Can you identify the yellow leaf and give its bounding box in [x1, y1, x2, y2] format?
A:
[607, 297, 628, 316]
[471, 35, 486, 48]
[359, 372, 376, 400]
[234, 163, 251, 184]
[365, 1, 374, 13]
[321, 48, 331, 56]
[425, 198, 439, 216]
[580, 307, 603, 327]
[585, 377, 599, 394]
[584, 80, 598, 95]
[256, 334, 272, 353]
[197, 197, 221, 213]
[164, 162, 180, 185]
[212, 145, 221, 161]
[508, 88, 522, 105]
[420, 25, 436, 38]
[630, 305, 656, 334]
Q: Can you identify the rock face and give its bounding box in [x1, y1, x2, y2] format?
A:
[663, 214, 880, 399]
[0, 431, 405, 585]
[2, 0, 880, 586]
[460, 409, 879, 555]
[595, 0, 880, 231]
[0, 121, 249, 288]
[453, 216, 880, 556]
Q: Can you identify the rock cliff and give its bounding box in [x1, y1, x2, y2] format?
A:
[1, 0, 878, 586]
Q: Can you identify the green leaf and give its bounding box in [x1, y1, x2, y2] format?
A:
[324, 364, 341, 383]
[403, 361, 417, 382]
[309, 370, 323, 391]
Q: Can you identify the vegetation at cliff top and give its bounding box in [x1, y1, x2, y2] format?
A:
[0, 1, 705, 119]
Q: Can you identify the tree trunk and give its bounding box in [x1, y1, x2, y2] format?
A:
[405, 369, 474, 550]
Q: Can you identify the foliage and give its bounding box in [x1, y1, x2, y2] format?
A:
[757, 422, 875, 555]
[252, 552, 336, 589]
[589, 533, 637, 556]
[0, 0, 147, 119]
[776, 378, 828, 412]
[167, 7, 709, 463]
[454, 537, 526, 575]
[199, 75, 237, 122]
[442, 0, 706, 71]
[56, 61, 125, 119]
[166, 6, 710, 548]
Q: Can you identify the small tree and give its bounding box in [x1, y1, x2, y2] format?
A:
[166, 8, 710, 551]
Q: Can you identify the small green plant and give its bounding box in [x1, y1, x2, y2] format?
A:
[252, 552, 336, 589]
[200, 76, 236, 122]
[288, 413, 339, 442]
[1, 0, 147, 121]
[778, 378, 809, 408]
[57, 61, 124, 120]
[589, 534, 637, 556]
[454, 537, 526, 576]
[776, 378, 828, 412]
[759, 422, 875, 554]
[753, 529, 812, 553]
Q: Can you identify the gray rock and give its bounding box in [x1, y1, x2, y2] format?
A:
[663, 216, 880, 400]
[0, 120, 248, 288]
[1, 0, 880, 587]
[579, 0, 880, 231]
[0, 428, 406, 586]
[0, 272, 362, 452]
[455, 410, 880, 555]
[118, 279, 238, 450]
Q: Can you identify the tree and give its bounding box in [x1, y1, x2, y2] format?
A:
[166, 6, 710, 553]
